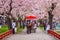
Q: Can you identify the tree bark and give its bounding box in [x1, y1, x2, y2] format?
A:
[48, 3, 57, 29]
[6, 0, 12, 30]
[48, 13, 53, 29]
[19, 17, 22, 28]
[6, 16, 12, 29]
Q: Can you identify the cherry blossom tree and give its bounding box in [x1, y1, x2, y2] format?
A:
[0, 0, 60, 29]
[44, 0, 58, 29]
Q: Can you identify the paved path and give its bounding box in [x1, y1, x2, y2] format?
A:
[3, 28, 56, 40]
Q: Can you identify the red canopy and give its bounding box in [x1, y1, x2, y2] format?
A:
[26, 16, 36, 20]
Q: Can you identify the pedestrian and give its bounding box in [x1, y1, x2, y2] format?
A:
[23, 21, 26, 29]
[43, 21, 46, 31]
[58, 23, 60, 28]
[46, 23, 50, 33]
[12, 20, 16, 34]
[34, 23, 37, 33]
[26, 20, 31, 34]
[0, 22, 2, 28]
[0, 17, 2, 28]
[38, 22, 40, 27]
[15, 26, 17, 33]
[31, 21, 35, 33]
[53, 21, 56, 30]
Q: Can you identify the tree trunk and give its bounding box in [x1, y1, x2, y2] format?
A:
[48, 13, 53, 29]
[39, 19, 43, 25]
[18, 17, 22, 28]
[16, 20, 18, 27]
[6, 16, 12, 30]
[48, 3, 57, 29]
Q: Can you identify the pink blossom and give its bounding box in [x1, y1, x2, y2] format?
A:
[0, 0, 60, 19]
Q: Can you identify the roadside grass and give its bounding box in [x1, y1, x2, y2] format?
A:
[54, 31, 60, 34]
[57, 31, 60, 34]
[17, 27, 23, 33]
[0, 25, 8, 34]
[39, 24, 44, 32]
[0, 24, 24, 34]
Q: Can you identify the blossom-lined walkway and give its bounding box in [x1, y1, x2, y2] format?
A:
[4, 28, 56, 40]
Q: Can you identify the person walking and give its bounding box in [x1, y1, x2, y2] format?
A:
[53, 21, 57, 30]
[23, 21, 26, 29]
[26, 20, 32, 34]
[43, 21, 46, 31]
[12, 20, 16, 34]
[31, 21, 35, 33]
[0, 17, 2, 28]
[15, 26, 17, 33]
[34, 23, 37, 33]
[37, 22, 40, 27]
[0, 21, 2, 28]
[46, 23, 50, 33]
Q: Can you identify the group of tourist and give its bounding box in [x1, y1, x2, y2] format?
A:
[26, 20, 38, 34]
[9, 19, 60, 34]
[0, 17, 60, 34]
[11, 20, 38, 34]
[43, 21, 50, 32]
[42, 20, 59, 32]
